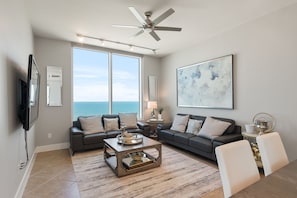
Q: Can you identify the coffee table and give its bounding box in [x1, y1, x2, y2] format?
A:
[103, 135, 162, 177]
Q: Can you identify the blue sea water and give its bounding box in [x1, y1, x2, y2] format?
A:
[73, 101, 139, 120]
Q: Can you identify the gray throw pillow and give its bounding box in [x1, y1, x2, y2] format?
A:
[186, 119, 203, 135]
[119, 113, 138, 129]
[104, 118, 120, 131]
[170, 114, 189, 132]
[79, 116, 105, 134]
[198, 116, 231, 139]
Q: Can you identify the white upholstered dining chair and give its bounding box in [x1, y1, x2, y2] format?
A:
[215, 140, 260, 198]
[256, 132, 289, 176]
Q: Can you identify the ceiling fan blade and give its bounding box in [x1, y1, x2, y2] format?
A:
[132, 30, 145, 37]
[128, 7, 146, 25]
[149, 31, 160, 41]
[152, 8, 175, 25]
[154, 26, 182, 31]
[112, 24, 141, 29]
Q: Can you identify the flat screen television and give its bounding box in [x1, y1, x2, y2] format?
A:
[18, 54, 40, 131]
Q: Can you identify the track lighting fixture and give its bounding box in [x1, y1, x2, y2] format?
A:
[76, 33, 157, 54]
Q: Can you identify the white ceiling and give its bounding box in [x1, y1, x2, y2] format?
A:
[25, 0, 297, 57]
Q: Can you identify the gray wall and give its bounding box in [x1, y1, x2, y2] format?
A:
[143, 56, 162, 118]
[160, 3, 297, 161]
[34, 37, 73, 146]
[0, 0, 35, 197]
[34, 37, 161, 146]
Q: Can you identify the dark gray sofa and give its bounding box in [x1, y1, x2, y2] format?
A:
[157, 114, 242, 161]
[70, 114, 150, 155]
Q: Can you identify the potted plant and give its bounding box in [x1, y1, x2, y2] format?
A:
[157, 108, 164, 120]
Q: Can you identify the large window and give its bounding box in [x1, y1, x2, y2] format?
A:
[73, 48, 141, 120]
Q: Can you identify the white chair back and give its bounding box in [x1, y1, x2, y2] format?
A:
[215, 140, 260, 198]
[256, 132, 289, 176]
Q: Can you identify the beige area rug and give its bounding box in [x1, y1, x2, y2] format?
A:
[71, 145, 222, 198]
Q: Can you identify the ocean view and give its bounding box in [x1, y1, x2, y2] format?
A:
[73, 101, 139, 120]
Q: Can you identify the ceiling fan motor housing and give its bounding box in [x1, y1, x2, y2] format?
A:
[145, 11, 152, 17]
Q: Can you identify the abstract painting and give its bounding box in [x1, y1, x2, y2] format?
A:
[177, 55, 233, 109]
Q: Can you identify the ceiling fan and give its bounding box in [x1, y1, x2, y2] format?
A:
[112, 7, 182, 41]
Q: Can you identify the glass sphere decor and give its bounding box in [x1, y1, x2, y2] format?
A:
[252, 112, 276, 135]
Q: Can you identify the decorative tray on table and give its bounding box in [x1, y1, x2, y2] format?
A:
[117, 133, 143, 145]
[122, 152, 153, 169]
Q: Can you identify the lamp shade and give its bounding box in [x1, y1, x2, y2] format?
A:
[147, 101, 157, 109]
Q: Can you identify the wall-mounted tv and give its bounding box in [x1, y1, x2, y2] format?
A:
[18, 54, 40, 131]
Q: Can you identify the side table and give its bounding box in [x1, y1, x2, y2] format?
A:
[146, 119, 164, 140]
[242, 132, 263, 168]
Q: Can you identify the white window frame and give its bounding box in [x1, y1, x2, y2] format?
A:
[72, 44, 143, 119]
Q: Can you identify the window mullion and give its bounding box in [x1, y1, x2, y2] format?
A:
[108, 52, 112, 114]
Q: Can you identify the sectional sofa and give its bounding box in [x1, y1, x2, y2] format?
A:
[158, 114, 243, 161]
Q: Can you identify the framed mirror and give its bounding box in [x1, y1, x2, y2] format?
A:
[47, 66, 62, 106]
[148, 75, 157, 101]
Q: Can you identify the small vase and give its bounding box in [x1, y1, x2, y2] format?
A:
[158, 114, 162, 120]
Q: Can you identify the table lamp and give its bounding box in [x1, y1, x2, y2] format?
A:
[147, 101, 157, 120]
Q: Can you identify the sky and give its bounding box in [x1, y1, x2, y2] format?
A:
[73, 48, 140, 102]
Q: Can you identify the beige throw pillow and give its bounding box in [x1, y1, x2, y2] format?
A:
[170, 114, 189, 132]
[79, 116, 104, 134]
[119, 113, 138, 129]
[186, 119, 203, 135]
[198, 116, 231, 139]
[104, 118, 120, 131]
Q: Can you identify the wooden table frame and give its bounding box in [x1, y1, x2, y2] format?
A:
[104, 136, 162, 177]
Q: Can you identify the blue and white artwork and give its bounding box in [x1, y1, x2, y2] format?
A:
[177, 55, 233, 109]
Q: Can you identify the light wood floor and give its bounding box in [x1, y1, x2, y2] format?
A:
[23, 146, 224, 198]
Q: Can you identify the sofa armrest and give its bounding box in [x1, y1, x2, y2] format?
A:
[70, 127, 84, 135]
[212, 134, 243, 144]
[137, 121, 149, 129]
[157, 122, 172, 131]
[69, 127, 85, 155]
[137, 121, 150, 137]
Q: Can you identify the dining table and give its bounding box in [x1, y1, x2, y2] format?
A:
[233, 159, 297, 197]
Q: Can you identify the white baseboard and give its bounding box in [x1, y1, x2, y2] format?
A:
[14, 152, 36, 198]
[35, 142, 70, 153]
[15, 142, 70, 198]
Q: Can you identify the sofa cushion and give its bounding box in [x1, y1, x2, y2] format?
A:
[159, 130, 177, 141]
[186, 119, 203, 135]
[170, 114, 189, 132]
[104, 118, 120, 131]
[119, 113, 138, 129]
[189, 136, 213, 153]
[174, 132, 195, 144]
[78, 116, 105, 134]
[189, 115, 206, 122]
[105, 130, 122, 138]
[83, 133, 107, 145]
[198, 117, 231, 139]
